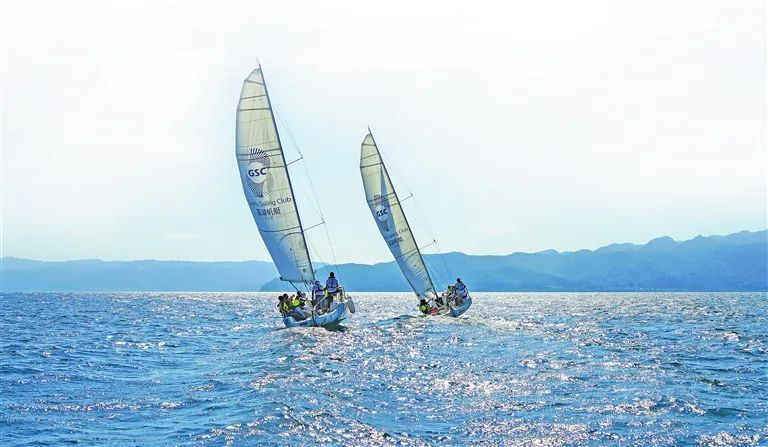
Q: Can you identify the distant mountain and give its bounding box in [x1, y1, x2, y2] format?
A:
[2, 230, 766, 292]
[0, 258, 277, 292]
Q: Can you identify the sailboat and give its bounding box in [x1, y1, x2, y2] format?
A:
[359, 129, 472, 317]
[235, 63, 354, 328]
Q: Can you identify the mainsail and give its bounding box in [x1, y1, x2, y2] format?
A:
[236, 65, 315, 284]
[360, 131, 435, 297]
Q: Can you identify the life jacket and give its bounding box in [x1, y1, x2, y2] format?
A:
[454, 282, 467, 296]
[419, 303, 430, 314]
[291, 298, 301, 308]
[281, 301, 291, 312]
[326, 277, 338, 292]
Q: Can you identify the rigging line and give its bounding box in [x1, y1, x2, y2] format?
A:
[291, 177, 323, 224]
[418, 240, 438, 252]
[272, 103, 341, 281]
[305, 237, 328, 275]
[273, 104, 326, 220]
[299, 153, 341, 279]
[410, 193, 452, 282]
[371, 133, 442, 264]
[273, 107, 316, 213]
[425, 246, 450, 291]
[303, 221, 326, 232]
[434, 239, 453, 284]
[394, 244, 423, 260]
[286, 156, 304, 166]
[374, 142, 416, 202]
[305, 236, 339, 290]
[319, 214, 341, 283]
[273, 105, 303, 156]
[271, 106, 323, 218]
[419, 239, 449, 288]
[260, 66, 315, 281]
[375, 163, 440, 284]
[384, 172, 446, 286]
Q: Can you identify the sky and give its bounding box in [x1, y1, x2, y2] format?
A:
[1, 0, 766, 264]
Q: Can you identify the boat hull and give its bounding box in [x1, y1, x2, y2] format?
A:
[282, 300, 349, 328]
[448, 295, 472, 317]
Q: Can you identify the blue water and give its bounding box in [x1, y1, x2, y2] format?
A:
[1, 292, 766, 446]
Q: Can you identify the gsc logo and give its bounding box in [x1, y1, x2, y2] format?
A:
[375, 205, 389, 222]
[247, 162, 268, 184]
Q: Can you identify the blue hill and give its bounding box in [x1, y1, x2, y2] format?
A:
[2, 230, 766, 292]
[0, 259, 277, 292]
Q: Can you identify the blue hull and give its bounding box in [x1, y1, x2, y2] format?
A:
[283, 301, 348, 328]
[448, 295, 472, 317]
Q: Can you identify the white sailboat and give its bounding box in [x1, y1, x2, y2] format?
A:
[235, 63, 354, 328]
[359, 129, 472, 317]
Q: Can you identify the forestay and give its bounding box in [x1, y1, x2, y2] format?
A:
[360, 132, 435, 297]
[235, 65, 315, 284]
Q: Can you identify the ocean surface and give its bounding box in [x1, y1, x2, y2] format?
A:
[1, 292, 766, 446]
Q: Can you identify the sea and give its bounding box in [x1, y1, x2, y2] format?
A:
[1, 292, 766, 446]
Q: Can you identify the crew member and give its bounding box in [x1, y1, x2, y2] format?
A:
[445, 285, 456, 305]
[326, 272, 339, 296]
[289, 294, 301, 309]
[295, 291, 306, 307]
[288, 292, 309, 320]
[419, 299, 430, 314]
[311, 280, 324, 305]
[454, 278, 468, 305]
[280, 294, 292, 315]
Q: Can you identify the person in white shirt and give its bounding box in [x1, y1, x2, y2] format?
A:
[311, 280, 328, 312]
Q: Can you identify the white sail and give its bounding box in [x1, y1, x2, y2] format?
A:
[236, 65, 314, 284]
[360, 132, 435, 297]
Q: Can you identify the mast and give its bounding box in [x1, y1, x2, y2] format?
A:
[260, 64, 315, 285]
[365, 128, 436, 296]
[236, 64, 315, 286]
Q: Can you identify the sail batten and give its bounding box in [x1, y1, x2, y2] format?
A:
[236, 66, 315, 284]
[366, 191, 399, 204]
[360, 132, 435, 297]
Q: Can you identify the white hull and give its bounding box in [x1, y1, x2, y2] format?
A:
[282, 299, 353, 328]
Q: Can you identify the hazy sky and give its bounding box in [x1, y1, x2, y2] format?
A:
[1, 0, 765, 264]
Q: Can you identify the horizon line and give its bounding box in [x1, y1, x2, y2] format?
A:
[2, 228, 765, 265]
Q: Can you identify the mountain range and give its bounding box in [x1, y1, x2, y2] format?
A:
[1, 230, 766, 292]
